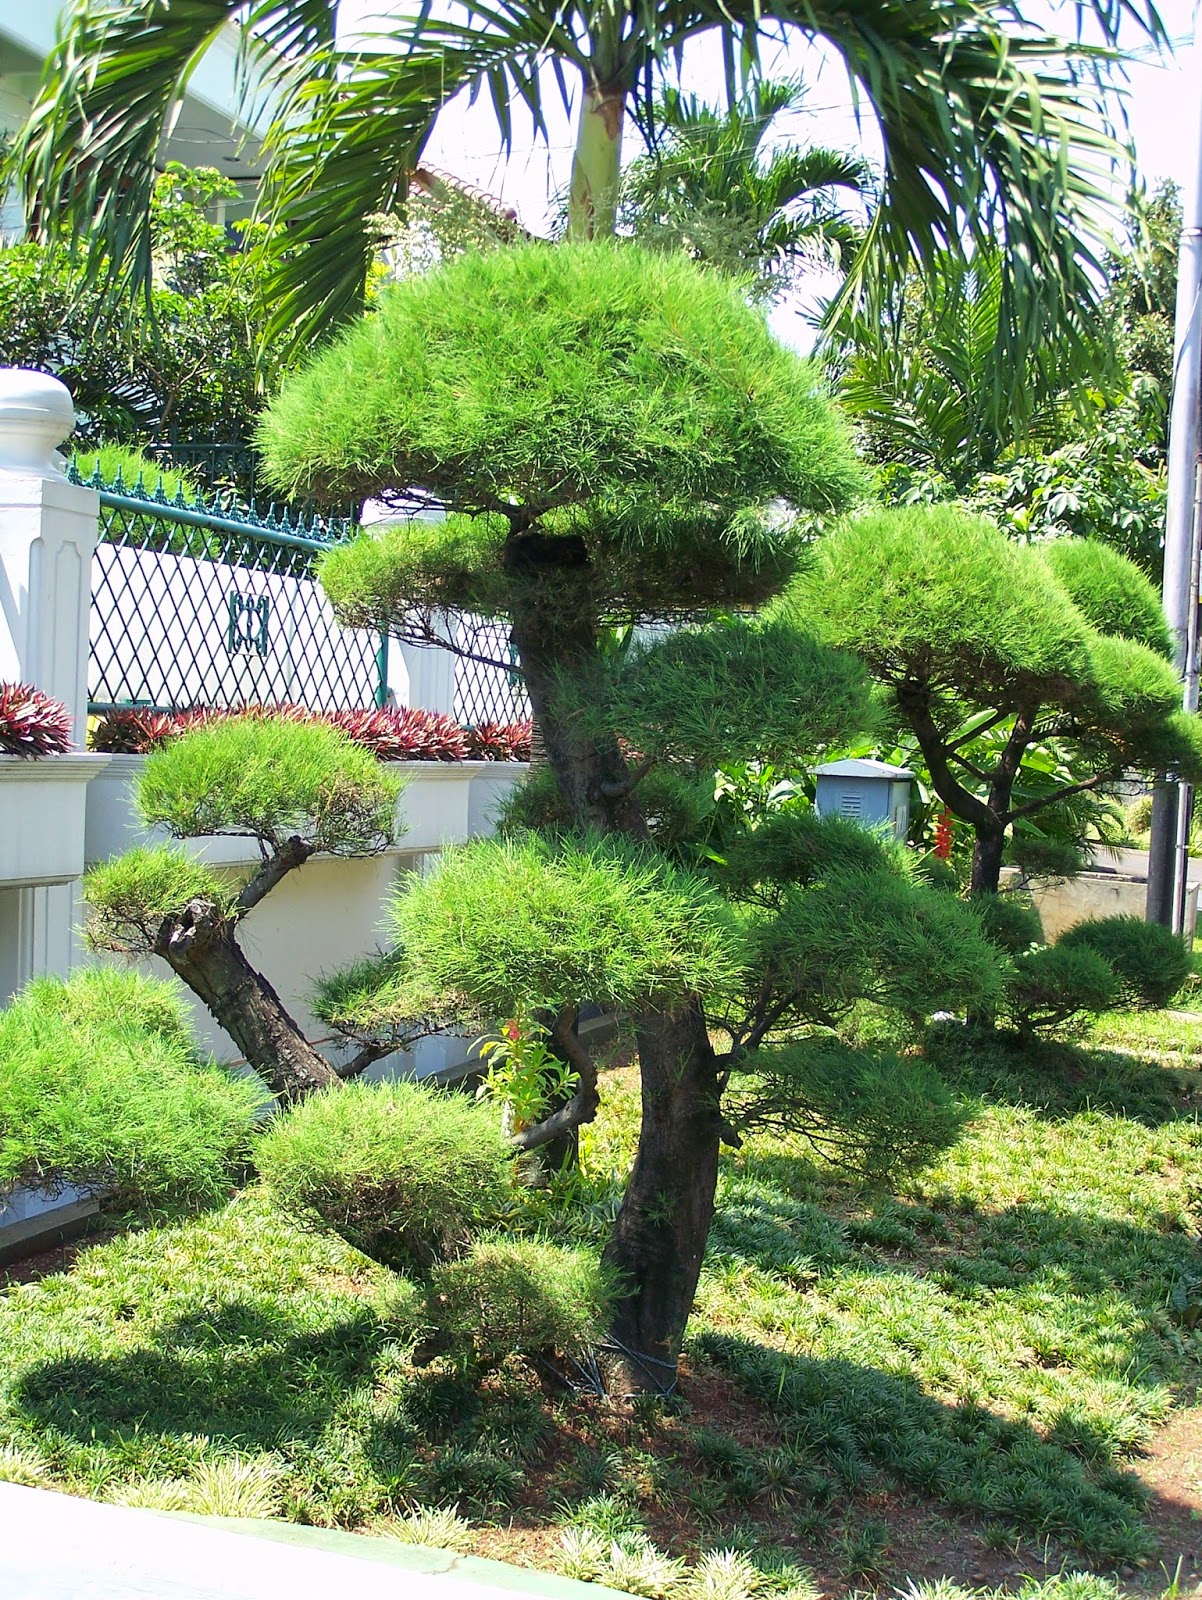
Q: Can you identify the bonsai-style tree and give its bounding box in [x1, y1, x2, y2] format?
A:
[259, 243, 1004, 1388]
[84, 716, 405, 1101]
[787, 507, 1202, 894]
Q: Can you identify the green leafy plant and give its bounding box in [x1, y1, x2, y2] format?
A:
[476, 1014, 579, 1136]
[1004, 945, 1120, 1034]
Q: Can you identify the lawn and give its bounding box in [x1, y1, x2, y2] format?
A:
[1, 1023, 1200, 1600]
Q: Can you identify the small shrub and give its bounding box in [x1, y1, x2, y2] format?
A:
[0, 682, 72, 757]
[113, 1456, 283, 1518]
[1006, 835, 1086, 883]
[72, 443, 199, 502]
[326, 706, 468, 762]
[256, 1079, 511, 1269]
[976, 894, 1043, 955]
[429, 1236, 616, 1364]
[1058, 915, 1191, 1009]
[0, 969, 261, 1207]
[389, 1503, 474, 1551]
[1005, 944, 1119, 1033]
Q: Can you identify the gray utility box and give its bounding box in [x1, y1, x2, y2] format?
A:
[813, 759, 914, 842]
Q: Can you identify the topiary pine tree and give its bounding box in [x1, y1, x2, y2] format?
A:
[84, 716, 406, 1101]
[785, 506, 1202, 894]
[259, 242, 1004, 1390]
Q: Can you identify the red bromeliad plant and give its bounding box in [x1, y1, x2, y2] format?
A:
[464, 721, 533, 762]
[0, 683, 73, 758]
[89, 705, 531, 761]
[326, 707, 468, 761]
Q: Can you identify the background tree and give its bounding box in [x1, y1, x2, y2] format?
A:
[12, 0, 1158, 370]
[0, 165, 280, 469]
[787, 507, 1202, 895]
[618, 80, 869, 303]
[257, 241, 1005, 1389]
[84, 716, 406, 1101]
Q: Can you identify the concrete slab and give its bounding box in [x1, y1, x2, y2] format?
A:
[0, 1484, 631, 1600]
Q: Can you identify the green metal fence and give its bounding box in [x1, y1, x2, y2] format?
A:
[73, 463, 388, 716]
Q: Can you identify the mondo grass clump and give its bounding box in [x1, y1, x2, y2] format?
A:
[256, 1078, 511, 1269]
[0, 968, 262, 1208]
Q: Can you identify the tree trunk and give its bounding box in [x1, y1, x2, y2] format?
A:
[154, 899, 339, 1103]
[509, 573, 722, 1391]
[969, 826, 1007, 896]
[601, 1005, 723, 1393]
[567, 81, 625, 241]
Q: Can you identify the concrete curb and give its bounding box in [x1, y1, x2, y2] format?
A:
[0, 1483, 635, 1600]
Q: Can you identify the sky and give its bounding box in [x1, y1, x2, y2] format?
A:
[349, 0, 1199, 348]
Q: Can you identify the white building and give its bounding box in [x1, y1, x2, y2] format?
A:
[1, 3, 267, 239]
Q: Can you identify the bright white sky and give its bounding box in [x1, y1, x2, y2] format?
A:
[346, 0, 1199, 348]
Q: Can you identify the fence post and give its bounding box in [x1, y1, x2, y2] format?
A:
[0, 369, 101, 997]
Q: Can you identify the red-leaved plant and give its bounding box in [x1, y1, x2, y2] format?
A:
[89, 705, 531, 762]
[464, 721, 533, 762]
[0, 683, 73, 758]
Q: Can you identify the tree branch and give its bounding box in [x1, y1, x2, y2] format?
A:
[1004, 773, 1107, 825]
[598, 756, 655, 800]
[511, 1007, 600, 1153]
[945, 710, 1009, 750]
[236, 835, 316, 915]
[896, 683, 997, 833]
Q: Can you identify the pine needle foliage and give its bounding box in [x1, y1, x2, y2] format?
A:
[750, 868, 1004, 1030]
[256, 1079, 511, 1270]
[386, 833, 748, 1024]
[429, 1237, 617, 1365]
[727, 1041, 964, 1181]
[265, 244, 863, 628]
[137, 716, 404, 855]
[1057, 916, 1191, 1010]
[1040, 539, 1172, 659]
[578, 620, 877, 769]
[0, 969, 260, 1207]
[84, 846, 235, 956]
[1005, 945, 1120, 1034]
[790, 506, 1091, 703]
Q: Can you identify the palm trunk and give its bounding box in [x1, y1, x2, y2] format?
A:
[567, 82, 625, 241]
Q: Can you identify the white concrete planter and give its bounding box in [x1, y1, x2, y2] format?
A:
[0, 754, 111, 887]
[85, 755, 527, 868]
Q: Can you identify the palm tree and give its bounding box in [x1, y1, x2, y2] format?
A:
[619, 79, 870, 303]
[12, 0, 1163, 359]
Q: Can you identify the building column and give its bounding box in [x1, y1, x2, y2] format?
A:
[0, 369, 102, 1000]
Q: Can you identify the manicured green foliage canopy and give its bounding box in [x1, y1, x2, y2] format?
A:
[264, 243, 863, 625]
[0, 969, 261, 1207]
[257, 1079, 510, 1270]
[1058, 916, 1191, 1009]
[85, 715, 411, 1102]
[788, 507, 1202, 893]
[138, 717, 403, 856]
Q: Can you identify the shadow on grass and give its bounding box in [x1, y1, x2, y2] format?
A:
[925, 1023, 1198, 1126]
[693, 1330, 1152, 1565]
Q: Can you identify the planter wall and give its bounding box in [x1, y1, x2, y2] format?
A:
[83, 757, 528, 1069]
[0, 754, 111, 888]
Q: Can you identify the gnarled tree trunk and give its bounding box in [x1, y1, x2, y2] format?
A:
[154, 897, 339, 1103]
[509, 548, 722, 1391]
[602, 1005, 724, 1393]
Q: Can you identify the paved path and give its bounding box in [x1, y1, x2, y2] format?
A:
[0, 1483, 629, 1600]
